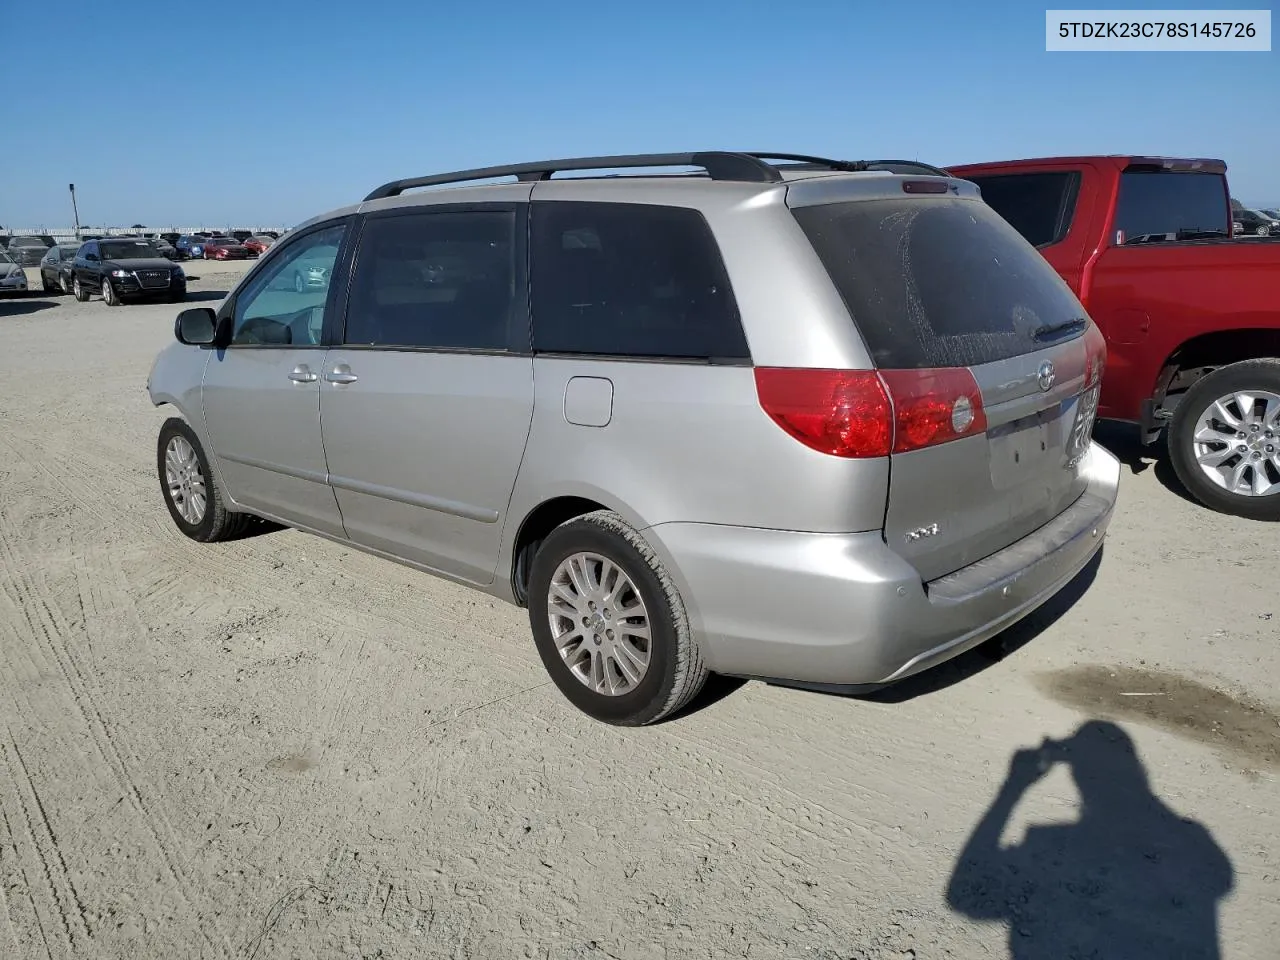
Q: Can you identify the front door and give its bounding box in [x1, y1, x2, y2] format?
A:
[200, 221, 351, 536]
[318, 205, 535, 585]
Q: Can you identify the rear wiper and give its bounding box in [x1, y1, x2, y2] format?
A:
[1032, 317, 1087, 342]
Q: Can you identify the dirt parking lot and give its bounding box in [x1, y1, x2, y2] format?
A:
[1, 265, 1278, 959]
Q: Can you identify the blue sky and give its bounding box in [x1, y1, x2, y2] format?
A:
[3, 0, 1276, 228]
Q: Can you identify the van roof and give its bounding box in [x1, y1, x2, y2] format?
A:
[362, 152, 957, 202]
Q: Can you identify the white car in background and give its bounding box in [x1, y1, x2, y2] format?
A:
[0, 249, 28, 293]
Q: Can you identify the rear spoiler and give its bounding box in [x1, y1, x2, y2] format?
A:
[1123, 157, 1227, 174]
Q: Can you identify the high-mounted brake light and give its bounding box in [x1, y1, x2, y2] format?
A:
[902, 180, 950, 194]
[754, 366, 987, 458]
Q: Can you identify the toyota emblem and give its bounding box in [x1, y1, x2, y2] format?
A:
[1037, 361, 1056, 392]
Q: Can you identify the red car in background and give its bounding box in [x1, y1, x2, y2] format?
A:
[202, 236, 249, 260]
[241, 235, 274, 257]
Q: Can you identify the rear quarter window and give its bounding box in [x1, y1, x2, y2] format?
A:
[530, 201, 750, 361]
[793, 198, 1086, 370]
[961, 171, 1080, 248]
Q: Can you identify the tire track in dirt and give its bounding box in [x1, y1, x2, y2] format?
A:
[1, 736, 90, 951]
[0, 487, 229, 957]
[0, 776, 58, 960]
[0, 425, 481, 952]
[0, 420, 539, 682]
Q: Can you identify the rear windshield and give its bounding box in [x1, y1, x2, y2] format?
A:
[1114, 171, 1230, 243]
[793, 198, 1085, 370]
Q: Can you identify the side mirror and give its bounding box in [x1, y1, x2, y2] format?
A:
[175, 307, 218, 345]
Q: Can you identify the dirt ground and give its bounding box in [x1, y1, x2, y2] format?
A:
[1, 264, 1278, 959]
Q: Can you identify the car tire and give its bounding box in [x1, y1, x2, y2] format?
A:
[1167, 359, 1280, 521]
[41, 275, 53, 293]
[59, 274, 70, 294]
[293, 271, 304, 294]
[73, 277, 89, 302]
[157, 418, 255, 542]
[102, 277, 120, 306]
[527, 510, 708, 726]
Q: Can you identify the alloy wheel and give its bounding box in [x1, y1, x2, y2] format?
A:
[546, 552, 652, 696]
[164, 435, 208, 524]
[1192, 390, 1280, 497]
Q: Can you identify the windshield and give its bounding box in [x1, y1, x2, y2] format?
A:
[0, 250, 13, 264]
[12, 237, 47, 247]
[101, 240, 161, 260]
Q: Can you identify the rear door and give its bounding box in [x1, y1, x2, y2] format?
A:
[318, 204, 534, 586]
[794, 195, 1100, 581]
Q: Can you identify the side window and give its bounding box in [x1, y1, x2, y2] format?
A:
[230, 223, 347, 346]
[967, 172, 1079, 248]
[343, 210, 514, 350]
[1113, 171, 1230, 244]
[530, 201, 749, 361]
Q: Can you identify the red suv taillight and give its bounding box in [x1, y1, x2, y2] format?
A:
[1082, 321, 1107, 388]
[754, 366, 986, 458]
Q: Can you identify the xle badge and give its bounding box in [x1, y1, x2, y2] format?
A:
[904, 523, 941, 544]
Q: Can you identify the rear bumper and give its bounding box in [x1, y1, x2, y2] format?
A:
[646, 441, 1120, 688]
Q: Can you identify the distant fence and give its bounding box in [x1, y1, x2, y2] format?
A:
[5, 226, 288, 239]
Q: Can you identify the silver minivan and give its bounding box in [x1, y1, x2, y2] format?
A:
[148, 152, 1120, 725]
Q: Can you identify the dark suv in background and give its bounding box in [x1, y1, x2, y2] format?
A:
[71, 238, 186, 305]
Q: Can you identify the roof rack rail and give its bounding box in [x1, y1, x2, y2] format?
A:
[743, 152, 871, 172]
[363, 152, 784, 201]
[864, 159, 955, 178]
[745, 154, 954, 179]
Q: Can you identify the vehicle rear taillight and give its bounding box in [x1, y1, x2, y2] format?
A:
[754, 368, 892, 458]
[754, 366, 986, 458]
[1082, 321, 1106, 388]
[879, 368, 987, 454]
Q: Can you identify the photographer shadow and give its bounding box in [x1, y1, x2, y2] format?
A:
[946, 720, 1233, 959]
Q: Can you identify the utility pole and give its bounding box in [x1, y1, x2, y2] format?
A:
[69, 183, 81, 238]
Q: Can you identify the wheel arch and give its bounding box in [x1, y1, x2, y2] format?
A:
[509, 495, 611, 606]
[1144, 328, 1280, 440]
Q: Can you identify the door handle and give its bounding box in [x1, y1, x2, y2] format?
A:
[288, 364, 317, 383]
[324, 363, 358, 384]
